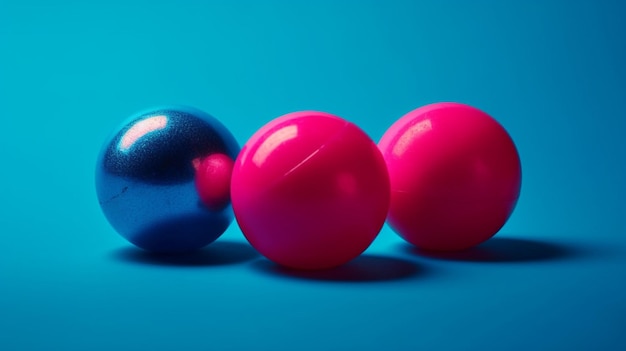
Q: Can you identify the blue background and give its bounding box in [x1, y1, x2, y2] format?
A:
[1, 0, 624, 350]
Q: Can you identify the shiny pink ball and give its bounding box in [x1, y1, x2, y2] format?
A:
[378, 102, 522, 251]
[231, 111, 390, 270]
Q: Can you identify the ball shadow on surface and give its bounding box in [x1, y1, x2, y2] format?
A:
[110, 240, 259, 267]
[402, 237, 579, 263]
[252, 254, 424, 283]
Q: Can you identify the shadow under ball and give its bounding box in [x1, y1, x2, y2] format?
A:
[379, 102, 522, 251]
[95, 106, 240, 253]
[231, 111, 390, 270]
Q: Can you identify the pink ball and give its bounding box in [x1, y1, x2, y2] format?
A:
[378, 102, 522, 251]
[231, 111, 390, 270]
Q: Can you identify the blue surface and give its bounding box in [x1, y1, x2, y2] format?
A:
[1, 1, 624, 350]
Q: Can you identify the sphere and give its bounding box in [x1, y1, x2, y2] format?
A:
[378, 102, 522, 251]
[231, 111, 390, 270]
[95, 106, 240, 253]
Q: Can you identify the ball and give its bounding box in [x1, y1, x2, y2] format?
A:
[231, 111, 390, 270]
[95, 106, 240, 253]
[378, 102, 522, 251]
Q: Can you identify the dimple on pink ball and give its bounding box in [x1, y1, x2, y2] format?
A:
[231, 111, 390, 270]
[378, 102, 522, 251]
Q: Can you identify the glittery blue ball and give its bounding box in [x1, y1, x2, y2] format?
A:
[95, 106, 240, 253]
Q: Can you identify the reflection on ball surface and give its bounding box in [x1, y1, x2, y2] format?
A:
[95, 106, 239, 253]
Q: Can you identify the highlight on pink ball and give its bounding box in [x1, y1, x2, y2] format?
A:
[194, 153, 235, 210]
[378, 102, 522, 251]
[231, 111, 390, 270]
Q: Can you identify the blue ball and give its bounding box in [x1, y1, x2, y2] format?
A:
[95, 106, 240, 253]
